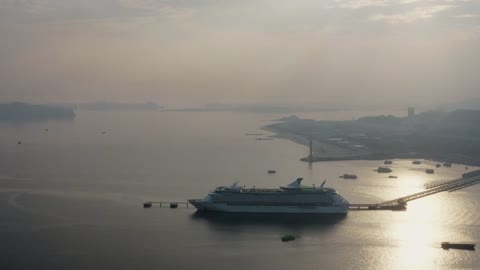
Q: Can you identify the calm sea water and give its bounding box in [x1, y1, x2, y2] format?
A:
[1, 111, 479, 270]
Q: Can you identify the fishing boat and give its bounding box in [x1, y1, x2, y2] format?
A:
[282, 235, 295, 242]
[340, 174, 357, 179]
[375, 167, 392, 173]
[441, 242, 475, 250]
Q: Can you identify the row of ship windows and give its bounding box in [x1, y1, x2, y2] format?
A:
[213, 195, 334, 202]
[225, 202, 335, 206]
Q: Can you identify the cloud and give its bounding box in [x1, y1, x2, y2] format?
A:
[333, 0, 390, 9]
[0, 0, 479, 106]
[332, 0, 429, 9]
[0, 0, 196, 22]
[332, 0, 469, 9]
[452, 13, 480, 19]
[369, 5, 456, 23]
[0, 0, 54, 14]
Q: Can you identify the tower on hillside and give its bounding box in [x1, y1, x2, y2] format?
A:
[408, 107, 415, 119]
[308, 136, 313, 162]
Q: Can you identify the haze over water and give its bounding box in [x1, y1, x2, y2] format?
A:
[1, 110, 479, 270]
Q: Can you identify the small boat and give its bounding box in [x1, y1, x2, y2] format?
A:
[340, 174, 357, 179]
[17, 141, 22, 145]
[268, 170, 276, 174]
[282, 235, 295, 242]
[388, 175, 398, 179]
[384, 160, 393, 165]
[375, 167, 392, 173]
[436, 164, 441, 168]
[412, 160, 421, 165]
[143, 202, 152, 208]
[441, 242, 475, 250]
[425, 169, 434, 174]
[256, 138, 274, 141]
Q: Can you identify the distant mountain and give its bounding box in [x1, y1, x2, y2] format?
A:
[0, 102, 75, 121]
[65, 101, 162, 111]
[170, 103, 349, 113]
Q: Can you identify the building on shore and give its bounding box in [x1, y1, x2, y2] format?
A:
[408, 107, 415, 119]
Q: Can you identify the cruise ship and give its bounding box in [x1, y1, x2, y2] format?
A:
[188, 178, 349, 214]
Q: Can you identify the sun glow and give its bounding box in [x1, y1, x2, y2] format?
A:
[387, 197, 446, 269]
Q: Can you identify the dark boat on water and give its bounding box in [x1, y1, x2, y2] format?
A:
[375, 167, 392, 173]
[441, 242, 475, 250]
[282, 235, 295, 242]
[340, 174, 357, 179]
[143, 202, 152, 208]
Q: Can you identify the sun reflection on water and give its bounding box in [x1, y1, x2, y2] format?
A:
[387, 196, 448, 269]
[378, 170, 429, 202]
[389, 222, 439, 269]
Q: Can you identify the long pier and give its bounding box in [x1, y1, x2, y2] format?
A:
[144, 170, 480, 211]
[349, 169, 480, 211]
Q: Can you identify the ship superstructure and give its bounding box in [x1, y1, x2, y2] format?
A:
[188, 178, 349, 214]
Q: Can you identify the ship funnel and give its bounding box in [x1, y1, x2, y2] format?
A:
[280, 178, 303, 190]
[288, 178, 303, 188]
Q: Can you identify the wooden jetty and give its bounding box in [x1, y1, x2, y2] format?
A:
[145, 170, 480, 212]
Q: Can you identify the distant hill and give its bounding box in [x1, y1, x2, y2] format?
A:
[170, 103, 354, 113]
[69, 101, 162, 111]
[0, 102, 75, 121]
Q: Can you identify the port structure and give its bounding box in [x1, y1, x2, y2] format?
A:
[143, 201, 190, 209]
[349, 170, 480, 211]
[144, 170, 480, 211]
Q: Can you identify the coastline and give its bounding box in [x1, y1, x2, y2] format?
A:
[263, 125, 480, 166]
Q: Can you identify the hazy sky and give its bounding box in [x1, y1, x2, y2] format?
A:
[1, 0, 479, 108]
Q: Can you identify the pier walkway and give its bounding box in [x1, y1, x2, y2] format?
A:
[378, 170, 480, 207]
[349, 169, 480, 210]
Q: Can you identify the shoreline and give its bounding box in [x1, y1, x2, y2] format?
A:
[263, 126, 480, 166]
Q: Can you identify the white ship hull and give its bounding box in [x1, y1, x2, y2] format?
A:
[189, 200, 348, 214]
